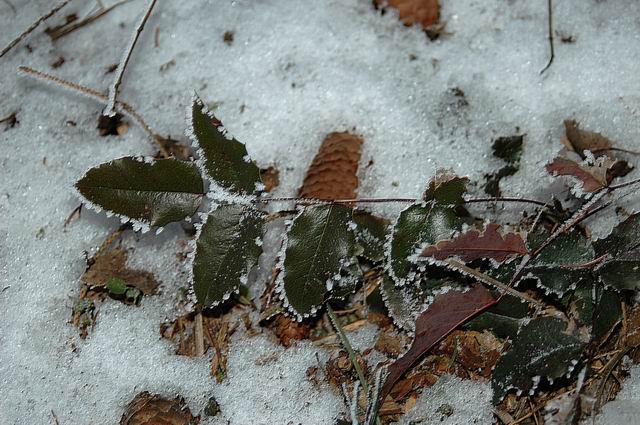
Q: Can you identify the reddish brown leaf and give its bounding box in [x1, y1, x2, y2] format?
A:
[82, 247, 159, 295]
[260, 166, 280, 192]
[420, 223, 527, 264]
[298, 131, 363, 200]
[120, 391, 198, 425]
[545, 156, 613, 193]
[376, 286, 496, 407]
[376, 0, 440, 29]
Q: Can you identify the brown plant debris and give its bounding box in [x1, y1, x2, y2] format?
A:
[0, 111, 18, 130]
[326, 349, 369, 390]
[420, 223, 528, 264]
[375, 0, 440, 29]
[260, 166, 280, 192]
[97, 113, 129, 137]
[562, 119, 613, 158]
[271, 313, 311, 347]
[545, 156, 614, 193]
[120, 391, 199, 425]
[298, 131, 363, 200]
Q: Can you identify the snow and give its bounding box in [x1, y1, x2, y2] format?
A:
[2, 0, 640, 423]
[589, 364, 640, 425]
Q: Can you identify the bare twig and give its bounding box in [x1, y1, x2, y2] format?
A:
[46, 0, 132, 41]
[105, 0, 158, 117]
[0, 0, 73, 58]
[540, 0, 555, 74]
[444, 259, 545, 308]
[18, 66, 170, 157]
[194, 311, 205, 357]
[256, 196, 548, 207]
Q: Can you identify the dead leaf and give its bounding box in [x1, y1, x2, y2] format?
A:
[82, 247, 159, 295]
[374, 331, 405, 358]
[545, 156, 615, 193]
[120, 392, 199, 425]
[271, 313, 311, 347]
[420, 223, 527, 264]
[375, 286, 496, 409]
[375, 0, 440, 29]
[563, 120, 612, 158]
[298, 131, 363, 200]
[437, 330, 503, 378]
[260, 166, 280, 192]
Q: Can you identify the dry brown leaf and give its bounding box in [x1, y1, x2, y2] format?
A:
[260, 166, 280, 192]
[545, 156, 614, 193]
[271, 314, 311, 347]
[82, 246, 158, 295]
[436, 330, 503, 378]
[375, 0, 440, 29]
[420, 223, 527, 264]
[563, 119, 613, 158]
[120, 392, 198, 425]
[298, 131, 363, 200]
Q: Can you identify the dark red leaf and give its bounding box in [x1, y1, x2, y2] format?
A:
[420, 223, 527, 264]
[545, 156, 610, 193]
[376, 286, 496, 407]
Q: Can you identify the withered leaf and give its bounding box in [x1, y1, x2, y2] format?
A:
[120, 391, 198, 425]
[545, 156, 613, 193]
[563, 119, 612, 158]
[375, 286, 496, 410]
[82, 247, 159, 295]
[260, 166, 280, 192]
[420, 223, 527, 264]
[298, 131, 363, 200]
[375, 0, 440, 29]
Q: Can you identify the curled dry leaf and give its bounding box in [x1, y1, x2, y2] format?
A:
[260, 166, 280, 192]
[120, 391, 198, 425]
[562, 119, 612, 158]
[375, 0, 440, 29]
[298, 131, 363, 200]
[420, 223, 527, 264]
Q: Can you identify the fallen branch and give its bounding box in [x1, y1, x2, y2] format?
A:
[45, 0, 132, 41]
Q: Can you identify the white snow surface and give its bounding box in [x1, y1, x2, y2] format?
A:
[2, 0, 640, 423]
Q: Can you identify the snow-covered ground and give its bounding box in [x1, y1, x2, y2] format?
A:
[2, 0, 640, 423]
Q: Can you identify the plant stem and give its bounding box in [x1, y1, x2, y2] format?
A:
[0, 0, 73, 58]
[194, 311, 205, 357]
[540, 0, 555, 74]
[326, 304, 368, 392]
[105, 0, 158, 116]
[256, 196, 548, 207]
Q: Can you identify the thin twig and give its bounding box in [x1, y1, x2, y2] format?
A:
[256, 196, 548, 207]
[194, 311, 205, 357]
[540, 0, 555, 74]
[464, 196, 549, 208]
[0, 0, 73, 58]
[444, 259, 545, 308]
[46, 0, 132, 41]
[18, 66, 170, 157]
[592, 147, 640, 156]
[105, 0, 158, 117]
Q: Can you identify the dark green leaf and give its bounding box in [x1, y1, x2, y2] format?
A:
[465, 295, 530, 339]
[329, 259, 362, 301]
[567, 283, 621, 340]
[389, 203, 462, 284]
[593, 214, 640, 291]
[423, 172, 469, 205]
[190, 96, 262, 195]
[281, 204, 357, 317]
[75, 157, 204, 228]
[353, 210, 390, 262]
[380, 273, 426, 331]
[192, 204, 264, 307]
[492, 316, 587, 404]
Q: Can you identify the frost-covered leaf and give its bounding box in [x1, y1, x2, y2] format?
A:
[423, 170, 468, 205]
[281, 204, 357, 317]
[190, 96, 262, 195]
[465, 294, 530, 339]
[593, 213, 640, 290]
[375, 286, 496, 412]
[545, 156, 613, 194]
[192, 204, 264, 307]
[298, 131, 363, 200]
[353, 210, 390, 262]
[75, 157, 203, 228]
[330, 259, 363, 301]
[568, 283, 621, 341]
[420, 223, 527, 264]
[380, 273, 425, 331]
[492, 316, 587, 404]
[121, 391, 197, 425]
[523, 229, 595, 295]
[389, 203, 462, 284]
